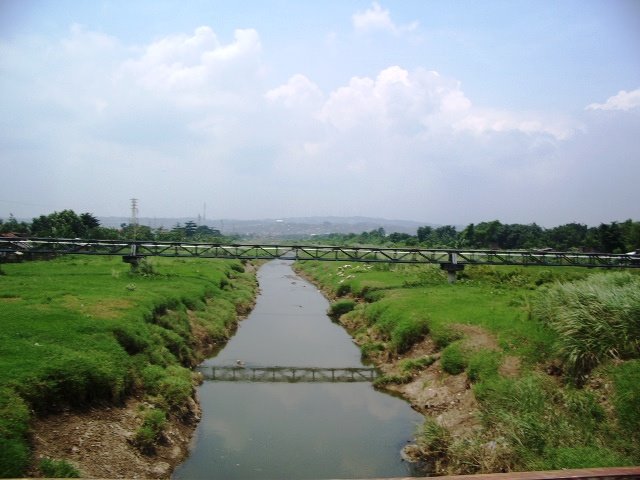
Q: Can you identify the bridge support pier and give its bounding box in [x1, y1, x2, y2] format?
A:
[440, 262, 464, 283]
[122, 255, 143, 268]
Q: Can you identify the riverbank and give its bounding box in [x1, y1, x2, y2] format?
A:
[294, 261, 640, 475]
[0, 256, 257, 478]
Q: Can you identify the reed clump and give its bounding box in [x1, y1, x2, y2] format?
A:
[534, 272, 640, 383]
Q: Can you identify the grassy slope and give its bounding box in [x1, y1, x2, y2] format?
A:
[0, 255, 256, 477]
[295, 261, 640, 473]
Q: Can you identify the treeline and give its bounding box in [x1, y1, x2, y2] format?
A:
[317, 219, 640, 254]
[0, 210, 230, 242]
[3, 211, 639, 253]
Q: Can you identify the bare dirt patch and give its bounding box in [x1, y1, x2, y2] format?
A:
[499, 355, 521, 378]
[27, 397, 198, 479]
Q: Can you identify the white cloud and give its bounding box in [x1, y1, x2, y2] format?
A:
[586, 88, 640, 111]
[453, 109, 578, 140]
[120, 27, 263, 107]
[352, 2, 418, 35]
[314, 66, 576, 140]
[265, 74, 323, 109]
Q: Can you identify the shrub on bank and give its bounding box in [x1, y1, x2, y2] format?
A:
[372, 373, 412, 387]
[390, 317, 429, 353]
[39, 458, 80, 478]
[399, 356, 435, 373]
[133, 408, 167, 454]
[329, 299, 356, 318]
[441, 342, 468, 375]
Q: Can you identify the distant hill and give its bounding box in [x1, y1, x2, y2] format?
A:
[98, 216, 435, 237]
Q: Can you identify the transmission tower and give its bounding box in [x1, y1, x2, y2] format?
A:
[130, 198, 138, 240]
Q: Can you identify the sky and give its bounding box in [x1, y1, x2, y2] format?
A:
[1, 0, 639, 227]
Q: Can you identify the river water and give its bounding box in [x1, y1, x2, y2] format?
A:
[173, 260, 423, 479]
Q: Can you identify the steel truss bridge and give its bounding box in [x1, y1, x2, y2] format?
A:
[197, 365, 379, 383]
[1, 237, 638, 281]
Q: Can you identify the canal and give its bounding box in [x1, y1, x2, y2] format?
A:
[173, 260, 423, 479]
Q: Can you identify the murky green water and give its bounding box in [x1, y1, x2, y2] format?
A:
[173, 260, 423, 479]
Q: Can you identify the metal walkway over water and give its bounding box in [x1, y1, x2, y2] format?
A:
[2, 237, 639, 282]
[2, 237, 639, 268]
[197, 365, 379, 383]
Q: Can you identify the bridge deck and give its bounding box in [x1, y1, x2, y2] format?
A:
[1, 237, 639, 268]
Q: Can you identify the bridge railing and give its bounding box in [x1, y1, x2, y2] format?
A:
[1, 237, 639, 269]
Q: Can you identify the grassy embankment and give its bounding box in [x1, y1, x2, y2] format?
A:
[0, 255, 256, 477]
[296, 261, 640, 474]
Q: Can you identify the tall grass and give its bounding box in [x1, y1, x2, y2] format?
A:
[534, 272, 640, 382]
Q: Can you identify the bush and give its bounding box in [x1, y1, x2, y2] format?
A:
[329, 299, 356, 317]
[416, 418, 451, 457]
[399, 356, 435, 373]
[431, 326, 463, 350]
[39, 458, 80, 478]
[363, 289, 385, 303]
[18, 351, 128, 412]
[130, 258, 157, 276]
[390, 317, 429, 353]
[335, 283, 352, 296]
[133, 408, 167, 454]
[142, 364, 192, 411]
[441, 342, 468, 375]
[360, 341, 385, 359]
[372, 373, 413, 387]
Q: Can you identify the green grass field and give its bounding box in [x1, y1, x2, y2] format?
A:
[0, 255, 256, 477]
[296, 261, 640, 474]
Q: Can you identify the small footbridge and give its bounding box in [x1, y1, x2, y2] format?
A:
[197, 365, 379, 383]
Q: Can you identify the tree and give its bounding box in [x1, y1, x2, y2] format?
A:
[417, 226, 433, 244]
[545, 223, 588, 251]
[80, 213, 100, 232]
[595, 222, 625, 253]
[433, 225, 457, 246]
[620, 219, 640, 253]
[31, 210, 87, 238]
[459, 223, 475, 247]
[473, 220, 502, 248]
[388, 232, 412, 243]
[183, 221, 198, 238]
[0, 214, 30, 235]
